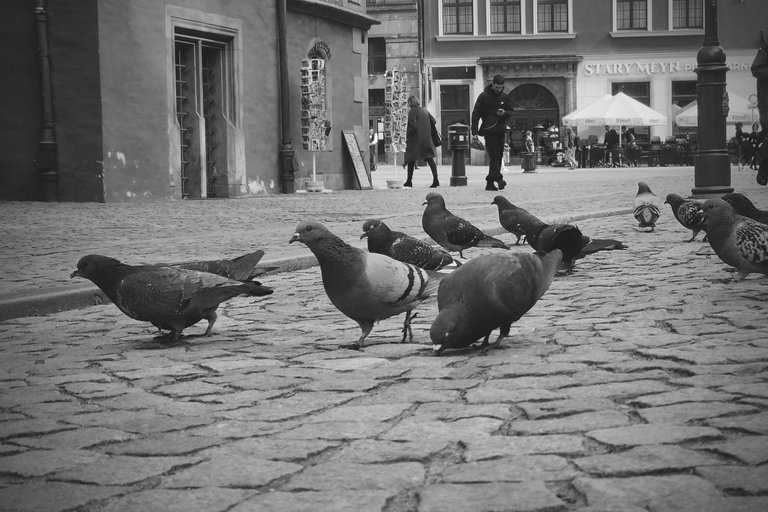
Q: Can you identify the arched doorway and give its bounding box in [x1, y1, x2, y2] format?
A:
[508, 84, 560, 132]
[507, 84, 559, 156]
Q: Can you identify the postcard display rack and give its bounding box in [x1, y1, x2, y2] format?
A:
[301, 58, 329, 191]
[384, 69, 408, 187]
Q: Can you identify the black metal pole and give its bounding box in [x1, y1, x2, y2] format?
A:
[35, 0, 59, 201]
[691, 0, 733, 196]
[277, 0, 296, 194]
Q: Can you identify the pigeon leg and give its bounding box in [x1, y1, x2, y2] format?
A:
[433, 344, 446, 356]
[686, 232, 697, 242]
[733, 270, 751, 282]
[458, 249, 465, 259]
[481, 326, 510, 354]
[340, 321, 374, 350]
[401, 311, 418, 343]
[203, 312, 217, 336]
[477, 334, 491, 349]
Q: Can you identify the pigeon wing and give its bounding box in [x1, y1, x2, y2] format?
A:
[734, 220, 768, 267]
[326, 252, 441, 322]
[389, 236, 454, 270]
[444, 215, 484, 248]
[115, 267, 251, 324]
[677, 201, 704, 230]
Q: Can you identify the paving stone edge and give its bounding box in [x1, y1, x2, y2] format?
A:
[0, 208, 631, 322]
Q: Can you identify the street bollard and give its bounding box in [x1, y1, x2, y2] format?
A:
[448, 123, 469, 186]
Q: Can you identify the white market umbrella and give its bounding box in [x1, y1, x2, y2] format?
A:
[675, 92, 751, 126]
[563, 92, 667, 127]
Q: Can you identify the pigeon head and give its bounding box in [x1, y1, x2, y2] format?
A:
[721, 193, 757, 214]
[70, 254, 123, 280]
[423, 192, 445, 208]
[491, 195, 512, 208]
[664, 193, 683, 207]
[636, 181, 653, 195]
[289, 220, 332, 246]
[360, 219, 386, 240]
[430, 308, 472, 353]
[701, 198, 735, 222]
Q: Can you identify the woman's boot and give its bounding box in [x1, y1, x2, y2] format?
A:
[430, 168, 439, 188]
[403, 165, 414, 188]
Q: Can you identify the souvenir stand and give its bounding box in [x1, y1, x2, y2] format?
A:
[300, 58, 330, 192]
[383, 69, 408, 188]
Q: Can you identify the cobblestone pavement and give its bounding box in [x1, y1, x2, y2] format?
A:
[1, 165, 768, 511]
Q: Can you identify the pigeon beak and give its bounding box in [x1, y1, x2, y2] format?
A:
[360, 232, 368, 240]
[289, 233, 301, 244]
[422, 200, 427, 206]
[70, 270, 80, 279]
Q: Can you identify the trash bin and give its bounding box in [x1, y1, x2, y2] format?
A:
[448, 123, 469, 186]
[521, 151, 537, 173]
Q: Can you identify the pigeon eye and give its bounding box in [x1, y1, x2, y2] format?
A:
[305, 226, 313, 232]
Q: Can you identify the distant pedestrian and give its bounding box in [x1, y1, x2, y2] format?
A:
[521, 130, 536, 172]
[471, 74, 514, 191]
[752, 33, 768, 184]
[403, 95, 439, 188]
[564, 127, 578, 169]
[748, 122, 762, 170]
[604, 125, 620, 166]
[524, 130, 534, 153]
[368, 128, 378, 172]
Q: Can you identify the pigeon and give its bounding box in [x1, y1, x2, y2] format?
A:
[167, 250, 277, 281]
[665, 193, 706, 242]
[360, 219, 458, 270]
[290, 220, 444, 349]
[721, 193, 768, 225]
[489, 196, 533, 245]
[422, 192, 508, 258]
[633, 181, 661, 231]
[701, 198, 768, 281]
[71, 255, 273, 342]
[430, 250, 562, 355]
[492, 195, 623, 270]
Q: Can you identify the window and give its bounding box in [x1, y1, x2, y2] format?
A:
[612, 82, 650, 105]
[368, 37, 386, 75]
[537, 0, 568, 33]
[671, 80, 696, 110]
[672, 0, 702, 29]
[616, 0, 647, 30]
[443, 0, 473, 34]
[672, 80, 697, 133]
[491, 0, 521, 34]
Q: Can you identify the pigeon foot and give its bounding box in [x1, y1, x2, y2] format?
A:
[339, 343, 362, 350]
[401, 311, 417, 343]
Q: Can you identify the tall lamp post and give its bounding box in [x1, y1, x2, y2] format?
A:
[277, 0, 296, 194]
[691, 0, 733, 196]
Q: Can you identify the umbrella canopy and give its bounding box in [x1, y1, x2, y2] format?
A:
[563, 92, 667, 127]
[675, 92, 752, 126]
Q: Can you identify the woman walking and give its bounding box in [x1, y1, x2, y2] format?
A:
[403, 95, 440, 188]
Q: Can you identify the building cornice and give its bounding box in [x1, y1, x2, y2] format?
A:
[478, 55, 584, 79]
[289, 0, 380, 30]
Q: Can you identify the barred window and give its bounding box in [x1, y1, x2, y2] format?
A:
[443, 0, 473, 35]
[617, 0, 647, 30]
[672, 0, 703, 29]
[612, 82, 650, 106]
[491, 0, 521, 34]
[538, 0, 568, 33]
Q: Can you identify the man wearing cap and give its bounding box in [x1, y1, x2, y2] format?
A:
[471, 74, 514, 191]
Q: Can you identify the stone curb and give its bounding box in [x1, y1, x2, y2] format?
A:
[0, 208, 632, 322]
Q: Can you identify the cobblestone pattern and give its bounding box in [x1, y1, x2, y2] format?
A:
[1, 211, 767, 511]
[4, 166, 767, 297]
